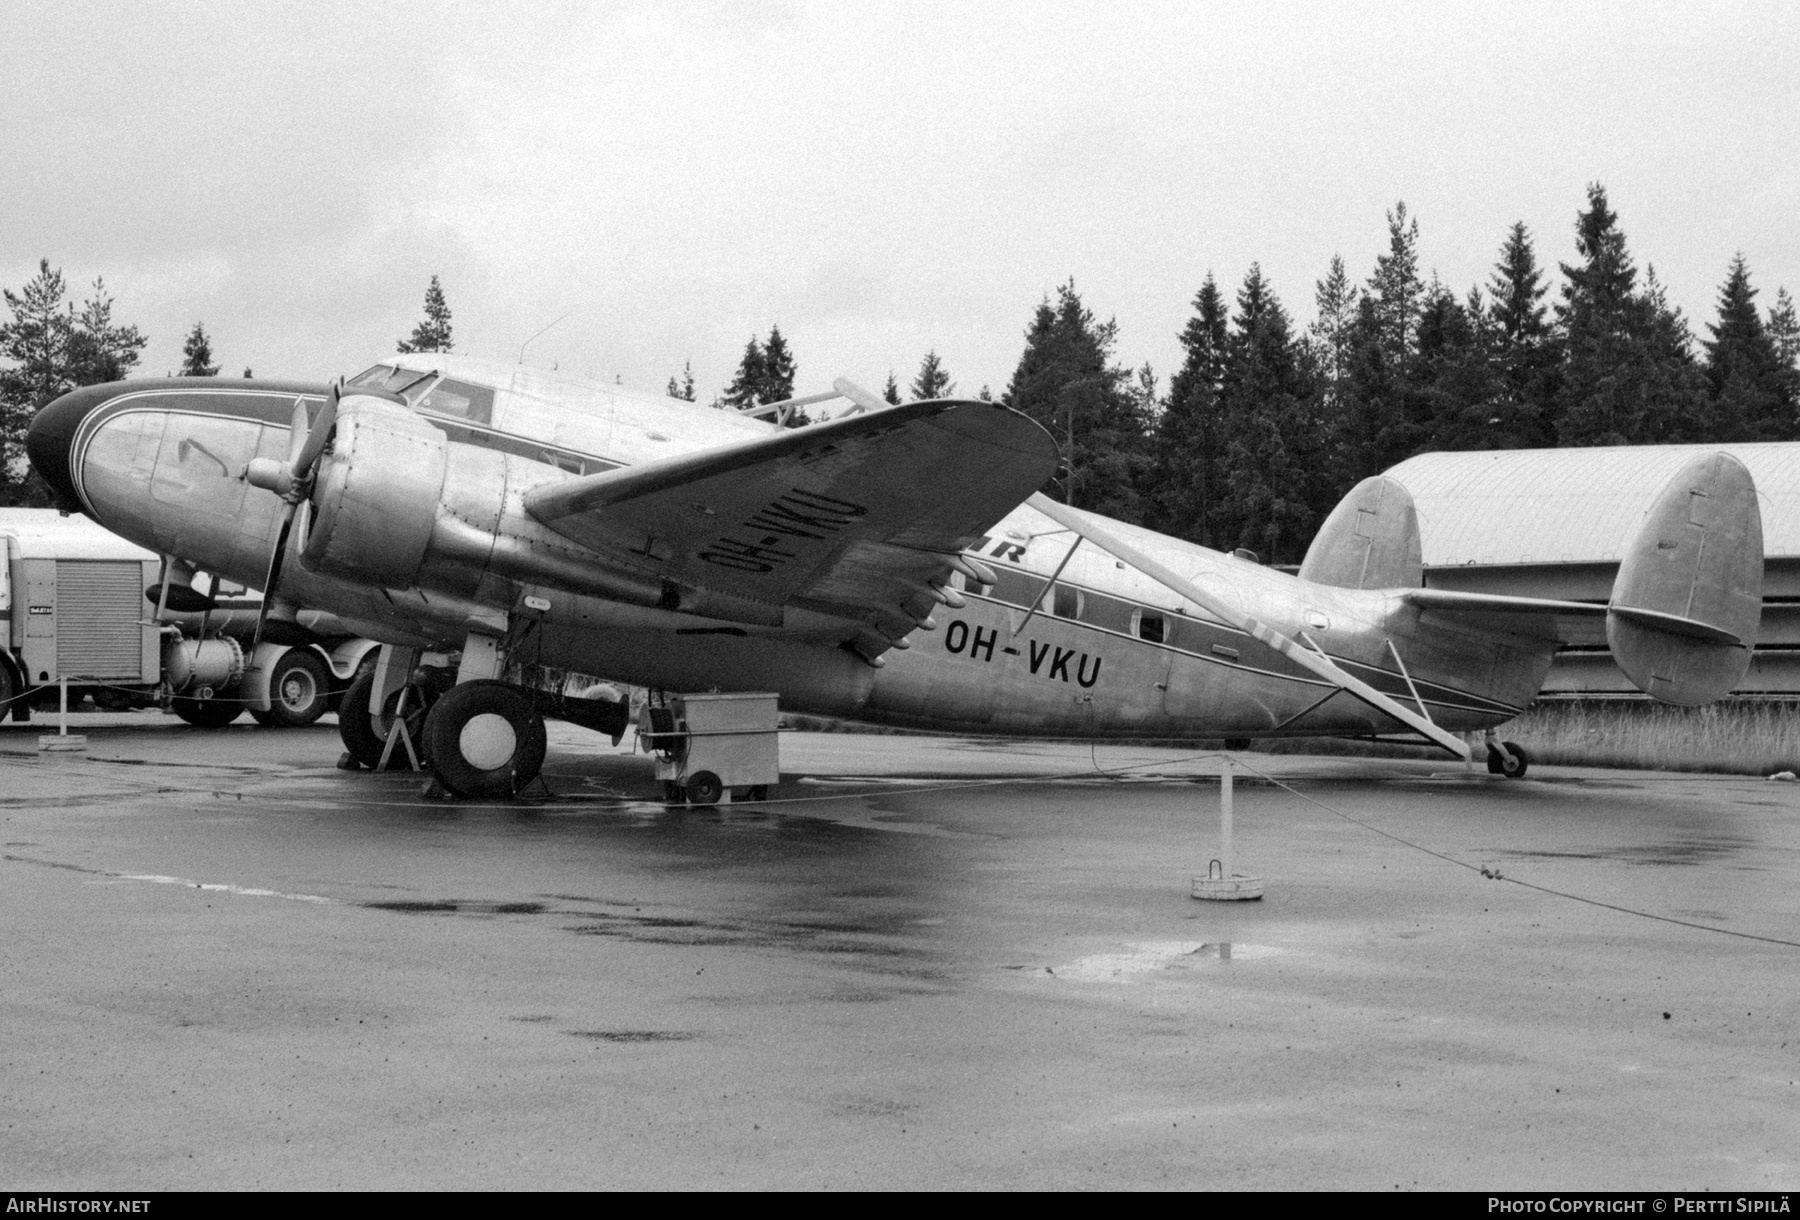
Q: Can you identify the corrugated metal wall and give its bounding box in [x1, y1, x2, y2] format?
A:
[54, 560, 146, 679]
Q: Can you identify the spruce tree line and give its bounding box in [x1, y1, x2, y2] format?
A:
[1098, 184, 1796, 564]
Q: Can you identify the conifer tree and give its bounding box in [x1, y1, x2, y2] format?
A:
[1148, 273, 1229, 545]
[1367, 203, 1423, 365]
[666, 360, 695, 401]
[1705, 255, 1793, 440]
[1769, 288, 1800, 420]
[1483, 222, 1558, 447]
[910, 350, 953, 400]
[1307, 255, 1359, 414]
[1414, 281, 1501, 452]
[721, 337, 766, 409]
[1215, 265, 1318, 563]
[1555, 185, 1706, 445]
[883, 372, 901, 404]
[761, 325, 796, 404]
[180, 322, 219, 377]
[397, 275, 453, 353]
[1003, 281, 1149, 522]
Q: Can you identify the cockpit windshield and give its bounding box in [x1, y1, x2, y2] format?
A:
[346, 365, 495, 424]
[348, 364, 436, 400]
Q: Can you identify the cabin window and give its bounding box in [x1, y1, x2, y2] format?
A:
[1136, 610, 1166, 643]
[1052, 583, 1081, 619]
[989, 568, 1043, 609]
[1079, 591, 1135, 633]
[415, 378, 495, 425]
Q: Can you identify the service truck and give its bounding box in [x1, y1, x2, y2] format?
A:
[0, 509, 378, 726]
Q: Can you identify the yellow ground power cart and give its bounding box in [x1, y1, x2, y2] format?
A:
[639, 691, 780, 806]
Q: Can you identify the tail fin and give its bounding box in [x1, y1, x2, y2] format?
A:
[1608, 452, 1763, 705]
[1299, 475, 1423, 590]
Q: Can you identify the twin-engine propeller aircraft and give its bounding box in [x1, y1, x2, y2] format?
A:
[28, 355, 1764, 797]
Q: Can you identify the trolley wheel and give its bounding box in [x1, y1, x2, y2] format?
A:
[1486, 740, 1529, 778]
[746, 785, 769, 802]
[421, 680, 547, 799]
[171, 694, 243, 728]
[249, 648, 331, 728]
[337, 668, 430, 771]
[662, 781, 684, 805]
[1223, 738, 1252, 751]
[684, 771, 724, 807]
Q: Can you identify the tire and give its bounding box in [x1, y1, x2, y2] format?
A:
[172, 695, 243, 728]
[421, 680, 547, 799]
[1486, 740, 1529, 778]
[684, 771, 723, 807]
[337, 667, 430, 771]
[250, 649, 331, 728]
[662, 781, 684, 805]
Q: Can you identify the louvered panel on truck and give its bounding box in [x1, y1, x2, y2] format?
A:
[54, 560, 147, 679]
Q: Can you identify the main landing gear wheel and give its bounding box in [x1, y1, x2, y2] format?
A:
[337, 668, 431, 771]
[1487, 740, 1529, 778]
[250, 649, 330, 728]
[172, 694, 243, 728]
[421, 680, 547, 799]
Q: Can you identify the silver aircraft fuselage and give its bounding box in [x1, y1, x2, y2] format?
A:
[29, 360, 1555, 740]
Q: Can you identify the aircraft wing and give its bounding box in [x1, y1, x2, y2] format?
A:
[524, 398, 1059, 650]
[1400, 588, 1608, 644]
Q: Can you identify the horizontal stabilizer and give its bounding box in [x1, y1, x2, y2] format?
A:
[1606, 452, 1763, 705]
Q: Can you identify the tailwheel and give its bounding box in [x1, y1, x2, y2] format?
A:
[1486, 740, 1529, 778]
[337, 667, 432, 771]
[421, 680, 547, 799]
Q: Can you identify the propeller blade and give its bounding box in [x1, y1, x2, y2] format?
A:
[254, 500, 299, 647]
[291, 380, 340, 480]
[285, 397, 309, 468]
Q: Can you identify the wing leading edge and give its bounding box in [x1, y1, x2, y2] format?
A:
[524, 397, 1060, 652]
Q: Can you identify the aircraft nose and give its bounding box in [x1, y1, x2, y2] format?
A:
[26, 382, 120, 512]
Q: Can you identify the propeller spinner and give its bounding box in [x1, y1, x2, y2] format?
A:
[245, 381, 341, 645]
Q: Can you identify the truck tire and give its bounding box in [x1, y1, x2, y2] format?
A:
[250, 649, 331, 728]
[172, 695, 243, 728]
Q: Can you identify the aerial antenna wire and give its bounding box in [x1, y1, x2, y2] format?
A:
[518, 311, 573, 364]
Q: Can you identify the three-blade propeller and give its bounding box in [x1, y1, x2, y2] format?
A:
[245, 381, 341, 645]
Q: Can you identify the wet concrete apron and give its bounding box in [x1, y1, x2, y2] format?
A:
[2, 718, 1797, 1189]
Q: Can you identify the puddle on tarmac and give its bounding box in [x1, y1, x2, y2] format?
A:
[1052, 940, 1284, 981]
[564, 1030, 698, 1043]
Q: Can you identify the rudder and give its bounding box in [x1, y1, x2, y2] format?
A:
[1298, 475, 1423, 590]
[1607, 452, 1763, 705]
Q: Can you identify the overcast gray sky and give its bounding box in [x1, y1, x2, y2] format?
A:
[4, 1, 1796, 401]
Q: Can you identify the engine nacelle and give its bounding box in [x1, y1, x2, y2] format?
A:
[302, 397, 448, 588]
